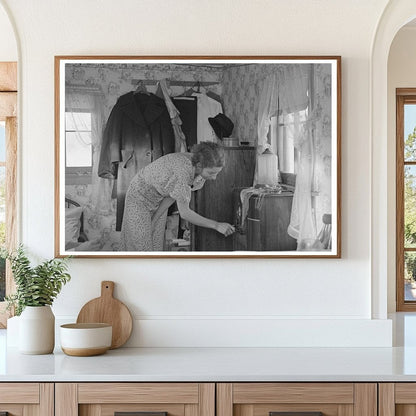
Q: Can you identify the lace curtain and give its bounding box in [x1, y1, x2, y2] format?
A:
[65, 91, 113, 215]
[282, 64, 321, 250]
[256, 64, 319, 249]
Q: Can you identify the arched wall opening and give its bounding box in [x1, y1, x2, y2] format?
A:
[371, 0, 416, 319]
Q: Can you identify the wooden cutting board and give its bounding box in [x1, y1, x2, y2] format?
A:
[76, 281, 133, 349]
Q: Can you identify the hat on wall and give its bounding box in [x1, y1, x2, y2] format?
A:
[208, 113, 234, 139]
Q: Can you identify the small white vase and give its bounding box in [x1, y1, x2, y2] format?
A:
[19, 306, 55, 354]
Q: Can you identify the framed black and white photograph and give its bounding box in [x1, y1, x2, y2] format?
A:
[55, 56, 341, 258]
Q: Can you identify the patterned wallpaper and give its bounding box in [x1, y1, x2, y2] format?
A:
[66, 63, 223, 120]
[222, 64, 274, 142]
[312, 64, 333, 231]
[221, 63, 333, 231]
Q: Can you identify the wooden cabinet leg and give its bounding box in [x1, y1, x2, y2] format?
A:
[56, 383, 78, 416]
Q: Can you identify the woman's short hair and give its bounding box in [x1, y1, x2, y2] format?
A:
[191, 141, 225, 168]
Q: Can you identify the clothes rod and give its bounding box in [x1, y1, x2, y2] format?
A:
[131, 79, 220, 87]
[65, 84, 104, 94]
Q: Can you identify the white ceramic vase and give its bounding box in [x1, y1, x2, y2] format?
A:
[19, 305, 55, 354]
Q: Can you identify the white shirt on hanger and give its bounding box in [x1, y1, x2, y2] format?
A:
[192, 92, 223, 142]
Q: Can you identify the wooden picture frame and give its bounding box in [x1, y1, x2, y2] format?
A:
[55, 56, 341, 258]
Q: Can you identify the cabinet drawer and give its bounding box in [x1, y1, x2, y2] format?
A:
[217, 383, 376, 416]
[56, 383, 215, 416]
[0, 383, 53, 415]
[379, 383, 416, 415]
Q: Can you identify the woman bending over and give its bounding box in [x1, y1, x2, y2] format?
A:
[120, 142, 235, 251]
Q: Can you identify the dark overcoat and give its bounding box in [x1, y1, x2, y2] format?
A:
[98, 91, 174, 230]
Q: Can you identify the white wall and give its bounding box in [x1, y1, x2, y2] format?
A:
[0, 3, 16, 61]
[0, 0, 393, 347]
[387, 26, 416, 312]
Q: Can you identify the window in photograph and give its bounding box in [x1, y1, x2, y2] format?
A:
[65, 110, 92, 184]
[65, 111, 92, 167]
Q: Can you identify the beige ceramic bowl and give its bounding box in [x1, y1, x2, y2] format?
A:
[60, 323, 112, 356]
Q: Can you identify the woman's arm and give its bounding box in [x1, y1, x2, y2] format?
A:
[151, 197, 175, 226]
[176, 201, 235, 236]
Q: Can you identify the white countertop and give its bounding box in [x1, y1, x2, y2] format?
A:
[3, 313, 416, 382]
[3, 345, 416, 382]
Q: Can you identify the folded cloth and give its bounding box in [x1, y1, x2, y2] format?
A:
[240, 187, 262, 227]
[158, 79, 187, 152]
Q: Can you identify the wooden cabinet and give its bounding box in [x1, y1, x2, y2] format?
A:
[246, 194, 297, 251]
[217, 383, 377, 416]
[55, 383, 215, 416]
[0, 383, 53, 415]
[1, 380, 414, 416]
[378, 383, 416, 416]
[195, 147, 256, 251]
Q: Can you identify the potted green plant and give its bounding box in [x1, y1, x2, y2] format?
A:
[4, 245, 71, 354]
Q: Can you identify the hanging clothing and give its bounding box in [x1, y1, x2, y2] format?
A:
[287, 124, 318, 249]
[158, 79, 187, 152]
[192, 92, 223, 142]
[120, 152, 205, 251]
[172, 96, 198, 151]
[98, 91, 175, 230]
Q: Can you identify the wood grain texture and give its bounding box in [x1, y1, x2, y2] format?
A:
[253, 404, 338, 415]
[354, 383, 377, 416]
[185, 403, 199, 416]
[78, 383, 199, 404]
[54, 56, 61, 258]
[396, 404, 416, 416]
[5, 116, 17, 296]
[232, 383, 354, 404]
[338, 404, 354, 416]
[379, 383, 395, 416]
[199, 384, 215, 416]
[38, 383, 54, 416]
[0, 405, 24, 416]
[238, 405, 254, 416]
[97, 403, 185, 416]
[395, 383, 416, 403]
[396, 90, 416, 311]
[0, 116, 17, 327]
[62, 346, 109, 357]
[0, 383, 39, 403]
[216, 384, 233, 416]
[54, 55, 341, 259]
[79, 404, 101, 416]
[397, 93, 406, 311]
[23, 403, 38, 416]
[76, 281, 133, 348]
[55, 383, 78, 416]
[0, 62, 17, 91]
[0, 92, 16, 120]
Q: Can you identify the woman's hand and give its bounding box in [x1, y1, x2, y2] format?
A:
[215, 222, 235, 237]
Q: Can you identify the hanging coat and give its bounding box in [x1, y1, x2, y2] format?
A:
[98, 91, 175, 230]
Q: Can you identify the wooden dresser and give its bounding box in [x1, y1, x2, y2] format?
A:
[195, 147, 256, 251]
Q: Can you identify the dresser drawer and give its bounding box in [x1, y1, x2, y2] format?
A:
[217, 383, 376, 416]
[0, 383, 53, 416]
[56, 383, 215, 416]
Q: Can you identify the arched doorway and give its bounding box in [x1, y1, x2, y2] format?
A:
[371, 1, 416, 319]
